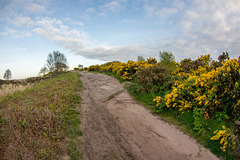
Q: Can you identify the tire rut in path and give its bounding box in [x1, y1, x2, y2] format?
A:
[79, 72, 219, 160]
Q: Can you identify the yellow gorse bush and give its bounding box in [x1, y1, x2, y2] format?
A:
[87, 64, 102, 71]
[154, 56, 240, 119]
[153, 55, 240, 153]
[88, 60, 153, 80]
[211, 126, 231, 152]
[116, 60, 153, 80]
[153, 96, 164, 107]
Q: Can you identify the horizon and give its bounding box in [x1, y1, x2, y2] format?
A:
[1, 0, 240, 79]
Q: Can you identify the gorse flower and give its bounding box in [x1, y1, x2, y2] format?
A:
[155, 56, 240, 119]
[210, 126, 231, 152]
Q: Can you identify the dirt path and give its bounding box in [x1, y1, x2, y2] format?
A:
[80, 72, 219, 160]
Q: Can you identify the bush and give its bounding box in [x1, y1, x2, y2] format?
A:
[95, 60, 153, 80]
[154, 55, 240, 157]
[81, 67, 88, 71]
[135, 63, 170, 93]
[74, 67, 80, 70]
[101, 61, 121, 73]
[87, 64, 102, 72]
[174, 55, 211, 75]
[147, 57, 157, 64]
[160, 58, 240, 119]
[159, 51, 176, 70]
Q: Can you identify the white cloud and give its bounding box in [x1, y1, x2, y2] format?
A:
[144, 4, 155, 16]
[0, 28, 32, 38]
[155, 7, 178, 18]
[31, 0, 240, 62]
[25, 3, 46, 13]
[98, 12, 107, 16]
[146, 0, 240, 60]
[172, 0, 185, 10]
[32, 17, 145, 61]
[179, 0, 240, 43]
[101, 1, 122, 12]
[77, 45, 145, 61]
[63, 18, 83, 26]
[86, 8, 96, 13]
[33, 18, 88, 50]
[10, 15, 34, 27]
[0, 0, 47, 27]
[117, 18, 135, 24]
[144, 3, 178, 21]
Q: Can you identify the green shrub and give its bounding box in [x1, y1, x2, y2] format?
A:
[135, 63, 170, 93]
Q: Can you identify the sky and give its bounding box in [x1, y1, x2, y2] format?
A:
[0, 0, 240, 79]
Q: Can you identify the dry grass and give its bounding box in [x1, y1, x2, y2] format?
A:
[0, 72, 82, 159]
[0, 83, 33, 98]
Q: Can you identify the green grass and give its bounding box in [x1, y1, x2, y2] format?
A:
[126, 82, 236, 160]
[0, 71, 83, 159]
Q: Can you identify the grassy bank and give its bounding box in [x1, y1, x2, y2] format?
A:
[0, 71, 82, 159]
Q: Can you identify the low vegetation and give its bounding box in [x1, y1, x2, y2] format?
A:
[0, 76, 51, 98]
[86, 52, 240, 160]
[0, 72, 82, 159]
[0, 83, 33, 98]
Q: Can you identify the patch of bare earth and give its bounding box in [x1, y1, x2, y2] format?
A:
[80, 72, 219, 160]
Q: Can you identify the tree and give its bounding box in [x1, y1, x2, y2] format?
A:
[137, 56, 145, 62]
[78, 64, 83, 69]
[159, 51, 176, 69]
[39, 66, 48, 76]
[46, 51, 69, 72]
[3, 69, 12, 80]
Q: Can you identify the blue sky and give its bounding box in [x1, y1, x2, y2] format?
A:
[0, 0, 240, 79]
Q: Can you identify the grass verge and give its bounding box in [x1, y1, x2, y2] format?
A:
[0, 71, 82, 159]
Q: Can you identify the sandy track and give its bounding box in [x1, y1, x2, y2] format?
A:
[80, 72, 218, 160]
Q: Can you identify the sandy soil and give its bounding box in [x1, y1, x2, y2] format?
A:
[80, 72, 219, 160]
